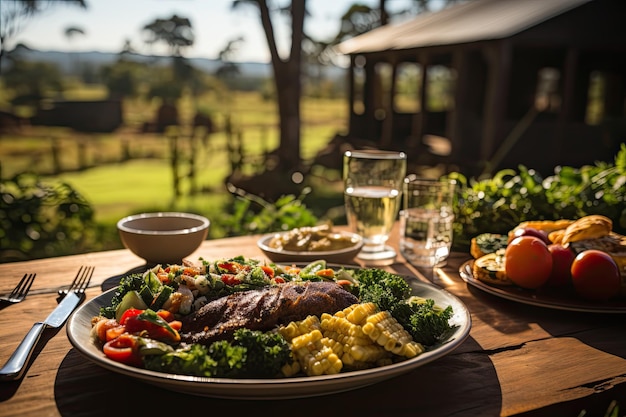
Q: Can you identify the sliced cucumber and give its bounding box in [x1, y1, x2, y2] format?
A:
[144, 270, 162, 293]
[150, 285, 173, 310]
[115, 290, 148, 322]
[300, 260, 327, 278]
[138, 285, 154, 306]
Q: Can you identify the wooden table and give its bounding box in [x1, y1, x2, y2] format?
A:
[1, 229, 625, 417]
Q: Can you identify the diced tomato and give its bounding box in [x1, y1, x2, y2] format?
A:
[217, 261, 242, 273]
[119, 308, 144, 325]
[157, 272, 171, 284]
[273, 277, 285, 284]
[122, 309, 181, 343]
[261, 265, 275, 278]
[336, 279, 354, 289]
[168, 320, 182, 331]
[103, 334, 142, 366]
[105, 325, 127, 341]
[94, 318, 120, 342]
[221, 274, 242, 286]
[315, 269, 335, 278]
[156, 310, 176, 322]
[183, 267, 200, 276]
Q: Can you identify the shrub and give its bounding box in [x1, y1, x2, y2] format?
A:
[448, 144, 626, 250]
[0, 172, 96, 262]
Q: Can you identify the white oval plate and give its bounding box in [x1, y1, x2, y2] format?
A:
[67, 276, 471, 399]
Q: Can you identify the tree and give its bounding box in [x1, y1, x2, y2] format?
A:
[142, 14, 194, 58]
[215, 36, 244, 79]
[0, 0, 87, 72]
[232, 0, 306, 172]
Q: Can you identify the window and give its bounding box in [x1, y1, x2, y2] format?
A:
[426, 65, 456, 112]
[352, 55, 366, 115]
[534, 67, 561, 112]
[393, 62, 420, 113]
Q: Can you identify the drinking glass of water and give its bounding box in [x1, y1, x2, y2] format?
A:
[343, 150, 406, 264]
[400, 176, 456, 267]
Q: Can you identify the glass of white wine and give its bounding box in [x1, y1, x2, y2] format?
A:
[343, 150, 407, 264]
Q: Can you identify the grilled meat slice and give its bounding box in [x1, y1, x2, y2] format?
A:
[180, 281, 358, 345]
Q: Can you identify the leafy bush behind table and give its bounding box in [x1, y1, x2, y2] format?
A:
[1, 145, 624, 262]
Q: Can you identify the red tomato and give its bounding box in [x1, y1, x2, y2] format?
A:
[505, 236, 553, 289]
[119, 308, 144, 325]
[124, 311, 181, 343]
[508, 227, 550, 245]
[546, 244, 576, 287]
[570, 250, 620, 301]
[221, 274, 242, 286]
[103, 334, 142, 366]
[260, 265, 275, 278]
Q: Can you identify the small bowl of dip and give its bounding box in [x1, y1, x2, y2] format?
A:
[257, 224, 363, 264]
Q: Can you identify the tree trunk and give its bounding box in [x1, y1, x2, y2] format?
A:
[258, 0, 305, 172]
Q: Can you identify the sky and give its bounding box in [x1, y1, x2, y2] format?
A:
[8, 0, 415, 63]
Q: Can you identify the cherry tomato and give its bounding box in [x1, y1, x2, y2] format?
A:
[504, 236, 553, 289]
[546, 244, 576, 287]
[570, 250, 620, 301]
[103, 334, 142, 366]
[508, 227, 550, 245]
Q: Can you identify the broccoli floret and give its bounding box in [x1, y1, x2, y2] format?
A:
[145, 329, 291, 378]
[99, 273, 145, 318]
[208, 329, 291, 378]
[393, 298, 456, 347]
[231, 328, 291, 378]
[354, 268, 410, 313]
[144, 343, 217, 377]
[208, 340, 248, 378]
[354, 269, 456, 347]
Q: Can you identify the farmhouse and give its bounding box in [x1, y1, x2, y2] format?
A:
[336, 0, 626, 176]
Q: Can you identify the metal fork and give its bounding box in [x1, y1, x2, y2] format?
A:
[0, 266, 93, 381]
[0, 273, 36, 306]
[57, 266, 94, 300]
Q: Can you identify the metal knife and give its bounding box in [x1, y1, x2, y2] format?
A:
[0, 291, 84, 381]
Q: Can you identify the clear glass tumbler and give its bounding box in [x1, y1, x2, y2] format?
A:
[400, 176, 456, 267]
[343, 150, 407, 264]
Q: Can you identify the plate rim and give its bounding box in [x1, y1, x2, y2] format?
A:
[256, 231, 364, 257]
[67, 272, 472, 399]
[459, 259, 626, 314]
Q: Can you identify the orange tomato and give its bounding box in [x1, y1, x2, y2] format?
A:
[504, 236, 553, 289]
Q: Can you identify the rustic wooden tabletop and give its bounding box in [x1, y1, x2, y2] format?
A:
[1, 228, 625, 417]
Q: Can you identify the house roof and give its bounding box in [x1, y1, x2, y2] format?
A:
[336, 0, 592, 55]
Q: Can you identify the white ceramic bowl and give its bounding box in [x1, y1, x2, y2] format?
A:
[257, 230, 363, 264]
[117, 212, 210, 265]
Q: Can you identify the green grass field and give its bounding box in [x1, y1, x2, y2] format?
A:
[1, 90, 348, 243]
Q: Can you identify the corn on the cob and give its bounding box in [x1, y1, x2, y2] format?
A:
[362, 310, 424, 358]
[281, 360, 301, 377]
[345, 302, 378, 325]
[278, 315, 321, 341]
[279, 302, 424, 376]
[320, 309, 391, 365]
[291, 329, 343, 376]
